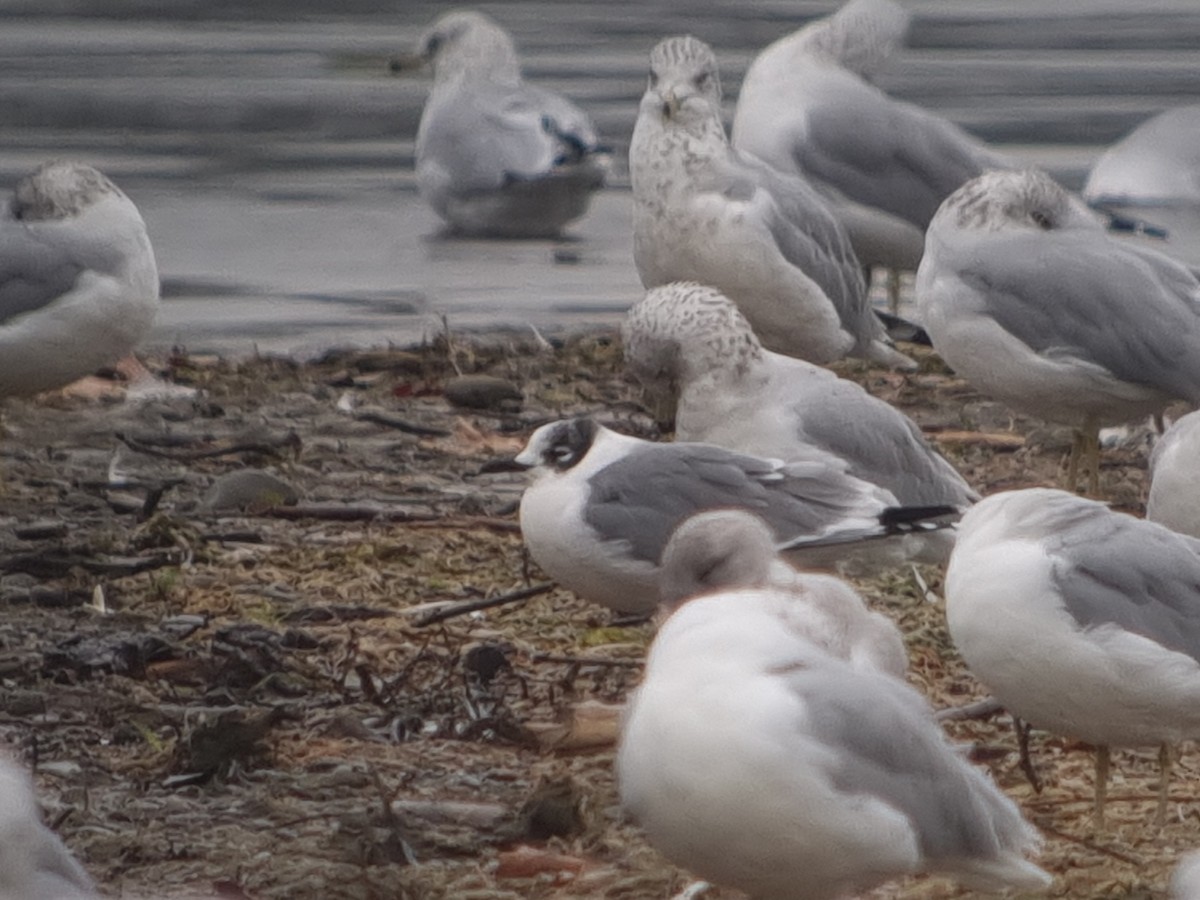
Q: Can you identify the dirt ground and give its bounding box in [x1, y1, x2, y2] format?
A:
[0, 328, 1193, 899]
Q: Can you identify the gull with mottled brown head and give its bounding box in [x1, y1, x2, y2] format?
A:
[917, 168, 1200, 493]
[622, 282, 977, 521]
[0, 161, 159, 399]
[409, 9, 607, 238]
[630, 35, 913, 369]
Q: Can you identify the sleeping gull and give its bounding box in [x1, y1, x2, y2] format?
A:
[917, 168, 1200, 494]
[618, 542, 1051, 898]
[660, 509, 907, 676]
[622, 282, 978, 516]
[1148, 409, 1200, 539]
[731, 0, 1009, 303]
[945, 487, 1200, 825]
[629, 35, 914, 370]
[0, 161, 159, 399]
[0, 757, 98, 899]
[409, 9, 607, 238]
[513, 417, 956, 614]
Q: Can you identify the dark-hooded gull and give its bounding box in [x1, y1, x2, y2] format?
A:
[513, 418, 955, 614]
[618, 525, 1050, 898]
[0, 757, 97, 899]
[917, 168, 1200, 494]
[1148, 409, 1200, 539]
[945, 487, 1200, 825]
[0, 161, 158, 399]
[629, 35, 913, 370]
[409, 10, 607, 238]
[622, 282, 978, 516]
[731, 0, 1009, 304]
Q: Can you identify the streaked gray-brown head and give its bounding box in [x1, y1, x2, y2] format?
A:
[933, 168, 1097, 235]
[641, 35, 723, 130]
[659, 509, 776, 611]
[623, 283, 764, 414]
[12, 161, 125, 222]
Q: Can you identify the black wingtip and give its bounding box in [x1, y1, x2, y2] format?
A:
[774, 505, 960, 554]
[874, 309, 932, 346]
[878, 504, 960, 529]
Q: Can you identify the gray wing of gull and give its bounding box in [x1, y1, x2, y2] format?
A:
[0, 220, 87, 327]
[787, 656, 1037, 862]
[791, 377, 978, 507]
[794, 94, 1008, 229]
[944, 228, 1200, 403]
[583, 442, 883, 565]
[711, 155, 873, 342]
[1049, 512, 1200, 664]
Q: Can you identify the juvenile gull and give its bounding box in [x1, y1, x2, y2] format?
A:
[618, 552, 1050, 899]
[629, 35, 913, 369]
[513, 418, 955, 614]
[917, 168, 1200, 493]
[411, 9, 607, 238]
[0, 757, 98, 899]
[945, 488, 1200, 825]
[622, 282, 977, 513]
[1148, 409, 1200, 539]
[731, 0, 1009, 297]
[0, 161, 159, 399]
[660, 509, 907, 676]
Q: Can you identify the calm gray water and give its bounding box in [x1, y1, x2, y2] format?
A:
[2, 0, 1199, 357]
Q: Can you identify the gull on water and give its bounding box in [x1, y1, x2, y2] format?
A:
[659, 509, 907, 676]
[619, 524, 1050, 898]
[945, 488, 1200, 825]
[0, 161, 159, 399]
[622, 282, 978, 514]
[917, 168, 1200, 493]
[1148, 409, 1200, 539]
[0, 757, 97, 900]
[731, 0, 1009, 296]
[629, 35, 914, 370]
[1084, 105, 1200, 207]
[513, 418, 955, 614]
[410, 9, 607, 238]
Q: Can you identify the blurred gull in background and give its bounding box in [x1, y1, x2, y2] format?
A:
[407, 9, 607, 238]
[731, 0, 1010, 304]
[1148, 409, 1200, 539]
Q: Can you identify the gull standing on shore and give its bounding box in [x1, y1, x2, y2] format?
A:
[619, 520, 1050, 897]
[945, 488, 1200, 825]
[409, 10, 607, 238]
[0, 161, 159, 400]
[630, 35, 913, 369]
[917, 168, 1200, 493]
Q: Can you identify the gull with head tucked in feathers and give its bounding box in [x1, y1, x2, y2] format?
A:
[410, 9, 607, 238]
[917, 168, 1200, 493]
[629, 34, 913, 370]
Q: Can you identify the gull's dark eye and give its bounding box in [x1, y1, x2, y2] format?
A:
[424, 34, 443, 57]
[649, 71, 659, 89]
[551, 444, 574, 467]
[694, 72, 710, 90]
[1031, 209, 1052, 230]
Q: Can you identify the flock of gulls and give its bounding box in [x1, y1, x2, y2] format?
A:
[4, 0, 1200, 897]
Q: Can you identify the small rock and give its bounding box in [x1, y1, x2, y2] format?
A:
[443, 375, 523, 412]
[201, 469, 300, 513]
